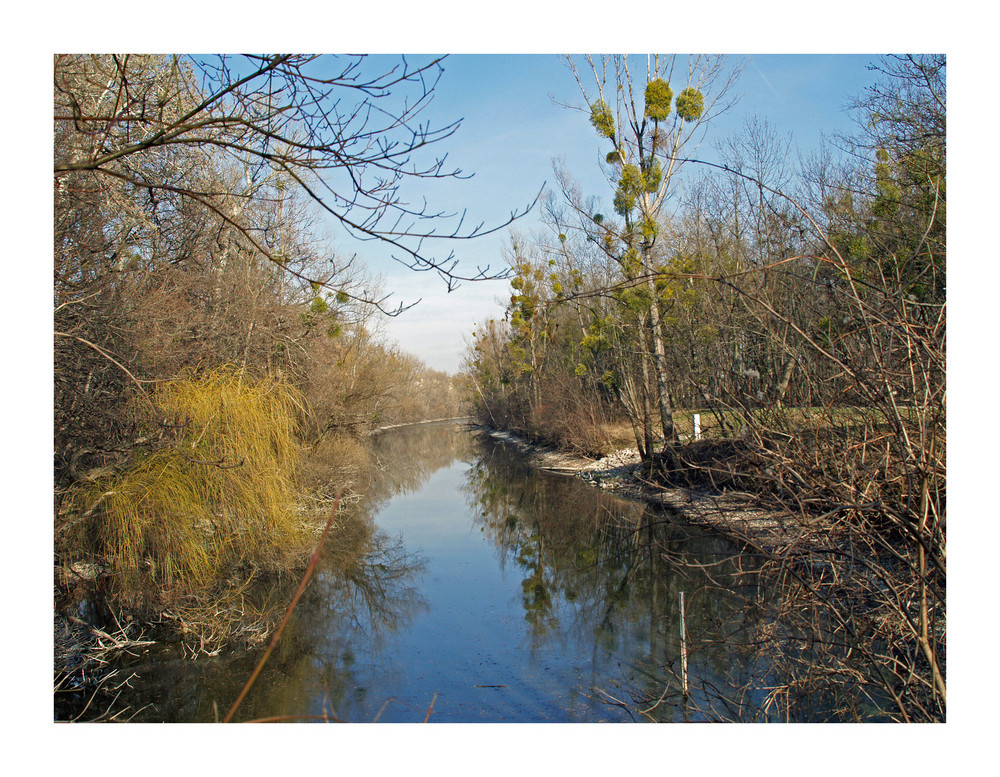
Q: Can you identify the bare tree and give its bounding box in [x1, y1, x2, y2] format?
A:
[54, 54, 540, 303]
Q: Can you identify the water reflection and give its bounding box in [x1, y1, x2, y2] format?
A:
[109, 424, 468, 722]
[231, 529, 430, 722]
[364, 421, 478, 503]
[463, 434, 769, 721]
[107, 507, 428, 722]
[102, 422, 812, 722]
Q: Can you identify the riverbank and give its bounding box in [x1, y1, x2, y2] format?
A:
[476, 426, 798, 548]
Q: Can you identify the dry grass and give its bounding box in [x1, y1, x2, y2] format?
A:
[596, 421, 640, 452]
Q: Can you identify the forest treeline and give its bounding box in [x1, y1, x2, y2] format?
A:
[464, 55, 945, 720]
[53, 55, 468, 640]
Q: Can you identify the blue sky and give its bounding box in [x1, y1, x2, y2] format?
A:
[350, 53, 880, 372]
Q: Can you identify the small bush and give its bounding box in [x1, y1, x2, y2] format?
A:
[67, 367, 313, 602]
[589, 99, 616, 139]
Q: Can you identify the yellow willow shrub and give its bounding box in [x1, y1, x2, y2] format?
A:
[72, 367, 311, 597]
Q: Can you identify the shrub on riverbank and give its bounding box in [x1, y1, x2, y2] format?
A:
[60, 368, 315, 607]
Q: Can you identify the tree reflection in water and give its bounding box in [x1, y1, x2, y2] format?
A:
[463, 433, 792, 721]
[364, 421, 478, 504]
[102, 505, 429, 722]
[96, 422, 874, 722]
[234, 512, 429, 722]
[226, 422, 474, 722]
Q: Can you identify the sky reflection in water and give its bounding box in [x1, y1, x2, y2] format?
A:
[115, 422, 757, 722]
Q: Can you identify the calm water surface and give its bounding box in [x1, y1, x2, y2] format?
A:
[113, 421, 769, 722]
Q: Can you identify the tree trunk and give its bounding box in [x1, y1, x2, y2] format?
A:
[645, 273, 676, 445]
[638, 339, 655, 460]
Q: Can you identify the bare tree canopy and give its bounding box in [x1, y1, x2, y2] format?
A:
[54, 54, 540, 303]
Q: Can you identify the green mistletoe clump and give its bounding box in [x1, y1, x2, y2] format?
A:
[675, 88, 704, 122]
[644, 78, 673, 121]
[590, 99, 616, 139]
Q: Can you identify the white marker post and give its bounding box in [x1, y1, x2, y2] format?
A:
[693, 413, 701, 440]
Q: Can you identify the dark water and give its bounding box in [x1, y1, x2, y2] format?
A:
[103, 421, 782, 723]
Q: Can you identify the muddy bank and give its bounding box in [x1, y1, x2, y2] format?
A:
[476, 426, 799, 548]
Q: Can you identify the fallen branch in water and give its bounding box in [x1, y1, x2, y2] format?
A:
[423, 692, 438, 723]
[222, 493, 342, 723]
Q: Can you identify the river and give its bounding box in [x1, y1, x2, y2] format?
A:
[96, 420, 799, 723]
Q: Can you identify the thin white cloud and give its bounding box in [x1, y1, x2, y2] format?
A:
[751, 59, 784, 104]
